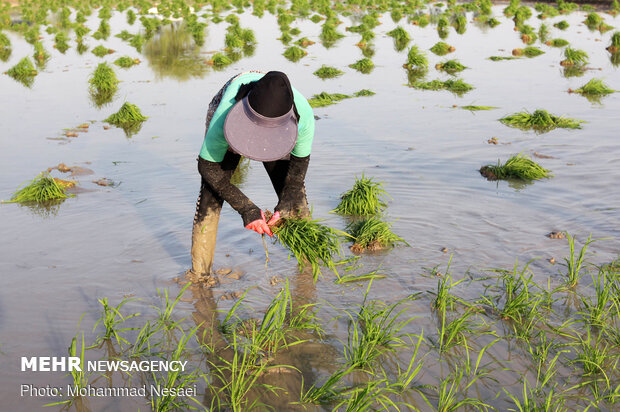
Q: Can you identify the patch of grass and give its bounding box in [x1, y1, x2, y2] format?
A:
[347, 217, 408, 252]
[273, 217, 341, 282]
[461, 105, 498, 111]
[561, 47, 589, 66]
[313, 65, 343, 79]
[2, 173, 73, 204]
[104, 102, 148, 137]
[554, 20, 569, 30]
[404, 45, 428, 70]
[499, 109, 584, 132]
[571, 78, 615, 96]
[563, 234, 596, 289]
[333, 175, 388, 216]
[114, 56, 140, 68]
[283, 45, 307, 62]
[411, 79, 474, 95]
[89, 62, 119, 105]
[6, 56, 37, 87]
[349, 57, 374, 74]
[430, 41, 454, 56]
[547, 38, 569, 47]
[480, 153, 551, 181]
[435, 59, 467, 74]
[92, 44, 114, 57]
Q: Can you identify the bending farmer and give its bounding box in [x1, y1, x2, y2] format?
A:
[191, 71, 315, 278]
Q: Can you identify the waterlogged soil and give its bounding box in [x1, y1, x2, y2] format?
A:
[1, 3, 620, 412]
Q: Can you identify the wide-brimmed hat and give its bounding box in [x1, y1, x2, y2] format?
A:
[224, 71, 298, 162]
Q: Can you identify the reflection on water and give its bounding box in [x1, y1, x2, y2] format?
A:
[18, 199, 66, 218]
[143, 22, 208, 81]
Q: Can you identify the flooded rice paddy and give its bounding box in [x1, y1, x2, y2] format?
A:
[1, 0, 620, 410]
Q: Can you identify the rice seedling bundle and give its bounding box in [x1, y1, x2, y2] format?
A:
[308, 90, 374, 108]
[296, 37, 315, 48]
[92, 45, 115, 58]
[435, 59, 467, 73]
[547, 38, 569, 47]
[347, 217, 407, 252]
[115, 30, 133, 41]
[283, 45, 307, 62]
[430, 41, 455, 56]
[7, 56, 37, 79]
[349, 58, 374, 74]
[461, 105, 498, 111]
[480, 153, 551, 181]
[523, 46, 544, 57]
[489, 56, 518, 61]
[571, 78, 615, 95]
[209, 52, 232, 68]
[454, 14, 467, 34]
[0, 32, 10, 61]
[114, 56, 140, 68]
[554, 20, 569, 30]
[54, 31, 69, 53]
[2, 173, 72, 204]
[74, 25, 90, 40]
[93, 19, 111, 40]
[538, 23, 550, 43]
[32, 41, 49, 67]
[185, 14, 207, 46]
[561, 47, 588, 66]
[313, 65, 343, 79]
[129, 34, 145, 52]
[273, 217, 340, 282]
[411, 79, 474, 95]
[607, 32, 620, 53]
[500, 109, 584, 131]
[105, 102, 148, 127]
[404, 45, 428, 70]
[89, 62, 119, 96]
[334, 175, 387, 216]
[487, 18, 501, 28]
[320, 22, 344, 45]
[127, 9, 137, 25]
[387, 26, 409, 43]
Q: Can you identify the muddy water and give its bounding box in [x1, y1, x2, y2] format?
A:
[1, 4, 619, 411]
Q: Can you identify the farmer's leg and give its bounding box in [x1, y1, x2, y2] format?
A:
[263, 158, 310, 218]
[191, 152, 240, 276]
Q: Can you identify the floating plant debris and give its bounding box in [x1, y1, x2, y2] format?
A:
[430, 41, 455, 56]
[114, 56, 140, 68]
[435, 59, 467, 74]
[410, 79, 474, 95]
[7, 57, 37, 87]
[2, 173, 73, 204]
[569, 78, 615, 96]
[92, 45, 115, 57]
[347, 217, 408, 253]
[104, 102, 148, 137]
[480, 153, 551, 181]
[333, 175, 388, 216]
[283, 46, 307, 62]
[273, 217, 341, 282]
[313, 65, 344, 79]
[349, 58, 374, 74]
[500, 109, 584, 132]
[308, 90, 374, 108]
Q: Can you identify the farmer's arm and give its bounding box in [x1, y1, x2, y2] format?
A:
[275, 93, 315, 216]
[197, 157, 262, 226]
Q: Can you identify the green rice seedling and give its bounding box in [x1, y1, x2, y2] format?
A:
[454, 14, 467, 34]
[23, 24, 39, 44]
[93, 19, 111, 40]
[562, 233, 596, 288]
[283, 45, 306, 62]
[513, 5, 532, 26]
[499, 109, 584, 132]
[461, 105, 498, 111]
[209, 52, 232, 68]
[480, 153, 551, 181]
[430, 41, 455, 56]
[129, 34, 145, 52]
[104, 102, 148, 137]
[2, 173, 71, 204]
[32, 41, 49, 69]
[74, 25, 90, 40]
[116, 30, 133, 41]
[114, 56, 140, 68]
[126, 9, 136, 25]
[504, 380, 566, 412]
[343, 292, 417, 368]
[354, 89, 374, 97]
[76, 41, 88, 55]
[538, 23, 550, 43]
[313, 65, 343, 79]
[0, 32, 11, 62]
[580, 270, 619, 329]
[571, 78, 615, 98]
[349, 58, 374, 74]
[129, 320, 162, 358]
[54, 31, 69, 53]
[273, 217, 341, 282]
[346, 217, 407, 253]
[435, 59, 467, 74]
[334, 267, 386, 284]
[320, 21, 344, 47]
[140, 16, 161, 40]
[422, 366, 491, 411]
[298, 366, 352, 405]
[386, 26, 409, 51]
[607, 32, 620, 53]
[433, 306, 479, 352]
[6, 56, 37, 87]
[295, 37, 315, 48]
[152, 283, 191, 335]
[91, 44, 114, 57]
[333, 175, 387, 216]
[333, 374, 405, 412]
[547, 38, 569, 47]
[308, 92, 351, 108]
[572, 327, 613, 399]
[523, 46, 544, 57]
[554, 20, 569, 30]
[411, 79, 474, 96]
[428, 259, 469, 313]
[88, 62, 119, 105]
[437, 16, 450, 39]
[405, 45, 428, 70]
[184, 14, 207, 46]
[584, 12, 612, 32]
[92, 297, 140, 349]
[561, 47, 588, 66]
[486, 17, 501, 28]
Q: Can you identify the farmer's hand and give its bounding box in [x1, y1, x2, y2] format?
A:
[245, 210, 273, 237]
[267, 211, 281, 226]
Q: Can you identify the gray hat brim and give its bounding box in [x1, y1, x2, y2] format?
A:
[223, 97, 298, 162]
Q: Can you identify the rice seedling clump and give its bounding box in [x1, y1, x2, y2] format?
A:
[349, 58, 374, 74]
[561, 47, 589, 66]
[313, 65, 343, 79]
[334, 175, 387, 216]
[435, 59, 467, 74]
[308, 90, 374, 108]
[607, 32, 620, 53]
[404, 45, 428, 70]
[92, 45, 115, 58]
[570, 78, 615, 96]
[0, 31, 11, 61]
[489, 56, 518, 61]
[2, 173, 73, 204]
[7, 57, 37, 86]
[273, 217, 340, 282]
[554, 20, 569, 30]
[523, 47, 544, 58]
[547, 38, 569, 48]
[480, 154, 551, 181]
[347, 217, 408, 253]
[500, 109, 584, 132]
[461, 105, 498, 111]
[430, 41, 455, 56]
[208, 53, 232, 68]
[89, 62, 119, 104]
[114, 56, 140, 68]
[411, 79, 474, 95]
[387, 26, 409, 44]
[105, 102, 148, 131]
[283, 46, 307, 62]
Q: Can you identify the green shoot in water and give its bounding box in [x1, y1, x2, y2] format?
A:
[347, 217, 408, 252]
[547, 38, 569, 47]
[89, 62, 119, 105]
[349, 58, 374, 74]
[283, 45, 307, 62]
[571, 78, 615, 96]
[461, 105, 498, 111]
[386, 26, 409, 51]
[6, 56, 37, 87]
[114, 56, 140, 68]
[313, 65, 344, 79]
[404, 45, 428, 70]
[410, 79, 474, 95]
[104, 102, 148, 137]
[561, 47, 589, 66]
[499, 109, 584, 132]
[430, 41, 455, 56]
[480, 153, 551, 181]
[435, 59, 467, 74]
[2, 173, 72, 204]
[307, 89, 374, 108]
[92, 44, 114, 57]
[333, 175, 388, 216]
